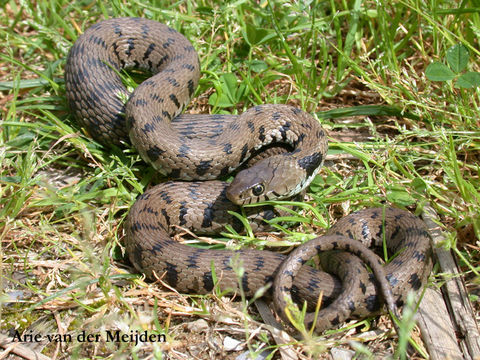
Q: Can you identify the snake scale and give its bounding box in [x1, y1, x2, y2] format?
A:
[65, 17, 432, 332]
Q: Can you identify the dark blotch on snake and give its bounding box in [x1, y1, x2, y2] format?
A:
[162, 38, 175, 49]
[166, 77, 180, 87]
[186, 253, 199, 269]
[366, 295, 380, 312]
[297, 151, 324, 177]
[170, 166, 186, 180]
[359, 281, 367, 294]
[126, 38, 135, 56]
[271, 112, 281, 121]
[169, 93, 180, 108]
[156, 54, 169, 68]
[202, 272, 214, 292]
[162, 110, 172, 120]
[254, 256, 265, 270]
[242, 276, 250, 293]
[392, 258, 404, 266]
[279, 121, 291, 141]
[146, 145, 165, 162]
[182, 63, 196, 71]
[159, 190, 173, 204]
[408, 273, 422, 290]
[187, 79, 195, 97]
[330, 316, 341, 326]
[161, 208, 170, 228]
[165, 262, 179, 286]
[135, 98, 148, 107]
[222, 257, 233, 271]
[201, 203, 214, 228]
[258, 125, 266, 142]
[178, 201, 188, 226]
[219, 165, 230, 178]
[413, 250, 426, 262]
[239, 143, 249, 163]
[196, 160, 212, 176]
[142, 123, 156, 134]
[223, 143, 232, 155]
[177, 144, 190, 158]
[293, 133, 306, 147]
[386, 273, 399, 287]
[143, 43, 156, 61]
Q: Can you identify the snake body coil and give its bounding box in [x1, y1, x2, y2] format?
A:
[65, 17, 432, 332]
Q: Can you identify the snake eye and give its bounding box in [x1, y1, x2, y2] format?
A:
[251, 184, 265, 197]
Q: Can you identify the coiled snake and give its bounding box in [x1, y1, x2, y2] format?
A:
[65, 17, 432, 332]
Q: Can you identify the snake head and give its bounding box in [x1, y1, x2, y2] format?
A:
[226, 156, 294, 205]
[226, 151, 321, 205]
[226, 166, 270, 205]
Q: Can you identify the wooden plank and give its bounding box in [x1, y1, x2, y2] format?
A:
[254, 300, 299, 360]
[419, 205, 480, 360]
[417, 288, 465, 360]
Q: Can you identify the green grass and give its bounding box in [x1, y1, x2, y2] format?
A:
[1, 0, 479, 358]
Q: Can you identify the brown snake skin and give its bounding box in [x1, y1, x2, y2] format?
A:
[64, 17, 433, 332]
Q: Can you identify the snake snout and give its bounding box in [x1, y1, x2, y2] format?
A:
[226, 157, 291, 205]
[226, 169, 265, 205]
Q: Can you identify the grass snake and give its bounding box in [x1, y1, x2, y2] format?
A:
[64, 17, 432, 332]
